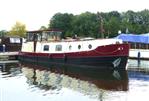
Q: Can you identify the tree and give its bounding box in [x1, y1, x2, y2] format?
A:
[0, 30, 8, 37]
[9, 21, 26, 37]
[138, 9, 149, 33]
[39, 26, 47, 30]
[47, 10, 149, 38]
[49, 13, 74, 37]
[72, 12, 99, 37]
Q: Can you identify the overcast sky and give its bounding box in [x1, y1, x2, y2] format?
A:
[0, 0, 149, 31]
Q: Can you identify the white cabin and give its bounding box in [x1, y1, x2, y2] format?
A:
[22, 30, 123, 53]
[22, 39, 122, 53]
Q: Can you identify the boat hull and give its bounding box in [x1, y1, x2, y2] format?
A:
[19, 44, 129, 70]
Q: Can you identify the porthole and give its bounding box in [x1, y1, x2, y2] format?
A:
[55, 45, 62, 51]
[78, 45, 81, 49]
[88, 44, 92, 49]
[43, 45, 49, 51]
[69, 45, 72, 50]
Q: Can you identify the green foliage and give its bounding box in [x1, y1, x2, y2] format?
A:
[48, 10, 149, 38]
[39, 26, 47, 30]
[72, 12, 99, 37]
[49, 13, 74, 38]
[0, 30, 7, 37]
[9, 21, 26, 37]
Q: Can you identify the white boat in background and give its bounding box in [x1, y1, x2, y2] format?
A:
[116, 33, 149, 60]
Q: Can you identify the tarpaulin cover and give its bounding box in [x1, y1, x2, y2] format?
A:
[116, 33, 149, 44]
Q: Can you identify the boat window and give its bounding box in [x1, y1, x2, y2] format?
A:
[47, 31, 62, 41]
[42, 32, 48, 41]
[78, 45, 81, 49]
[55, 45, 62, 51]
[37, 34, 42, 41]
[43, 45, 49, 51]
[88, 44, 92, 49]
[69, 45, 72, 50]
[27, 33, 34, 41]
[10, 38, 21, 43]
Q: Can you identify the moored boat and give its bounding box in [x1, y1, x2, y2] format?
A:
[0, 36, 22, 52]
[19, 30, 129, 70]
[0, 36, 23, 60]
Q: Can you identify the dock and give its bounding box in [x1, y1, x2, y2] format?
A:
[129, 49, 149, 60]
[127, 59, 149, 72]
[0, 52, 19, 60]
[0, 60, 19, 63]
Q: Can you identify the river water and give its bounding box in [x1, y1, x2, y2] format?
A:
[0, 61, 149, 101]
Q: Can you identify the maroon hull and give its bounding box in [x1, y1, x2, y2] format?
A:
[19, 43, 129, 69]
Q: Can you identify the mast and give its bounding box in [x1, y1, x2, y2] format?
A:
[97, 12, 104, 38]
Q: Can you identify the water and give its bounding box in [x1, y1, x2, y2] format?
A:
[0, 62, 149, 101]
[128, 59, 149, 70]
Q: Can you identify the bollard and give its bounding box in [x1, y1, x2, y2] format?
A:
[3, 44, 5, 52]
[137, 51, 141, 67]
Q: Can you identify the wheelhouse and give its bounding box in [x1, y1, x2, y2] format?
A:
[26, 30, 62, 42]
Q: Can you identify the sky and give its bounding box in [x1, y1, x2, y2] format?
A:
[0, 0, 149, 31]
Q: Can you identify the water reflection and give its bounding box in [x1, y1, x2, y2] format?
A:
[128, 70, 149, 81]
[21, 64, 128, 98]
[0, 62, 21, 77]
[1, 62, 149, 101]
